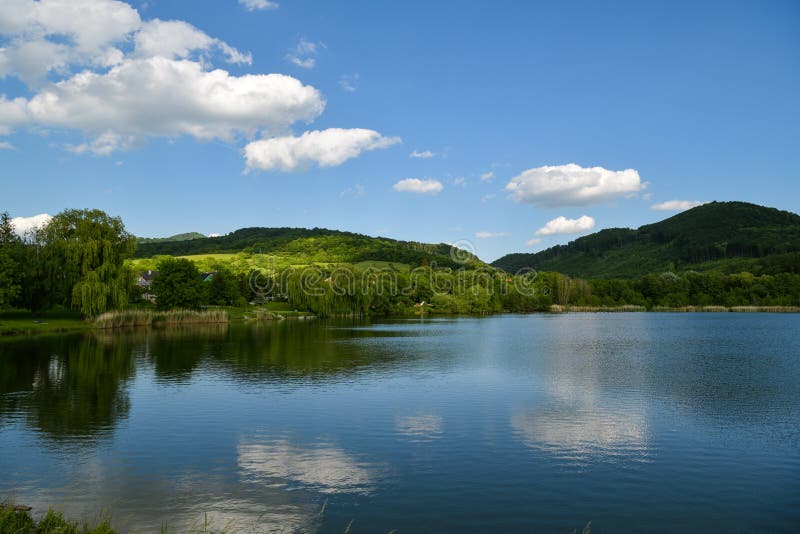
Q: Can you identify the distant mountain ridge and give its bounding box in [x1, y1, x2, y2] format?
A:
[134, 227, 484, 269]
[136, 232, 207, 244]
[491, 202, 800, 278]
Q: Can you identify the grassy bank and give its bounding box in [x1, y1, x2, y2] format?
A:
[0, 310, 89, 337]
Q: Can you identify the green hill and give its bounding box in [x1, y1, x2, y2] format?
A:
[491, 202, 800, 278]
[134, 227, 483, 269]
[136, 232, 207, 244]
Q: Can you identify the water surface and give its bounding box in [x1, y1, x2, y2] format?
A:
[1, 314, 798, 532]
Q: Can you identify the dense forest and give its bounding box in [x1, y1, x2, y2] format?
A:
[491, 202, 800, 277]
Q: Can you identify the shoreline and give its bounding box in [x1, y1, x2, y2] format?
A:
[2, 304, 798, 339]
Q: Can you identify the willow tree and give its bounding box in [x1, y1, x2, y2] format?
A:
[40, 209, 136, 316]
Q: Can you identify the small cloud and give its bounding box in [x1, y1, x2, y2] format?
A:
[480, 193, 496, 203]
[340, 184, 366, 198]
[208, 233, 221, 237]
[480, 171, 494, 182]
[475, 231, 510, 239]
[11, 213, 52, 237]
[506, 163, 646, 207]
[338, 73, 359, 92]
[525, 237, 542, 247]
[453, 176, 466, 187]
[244, 128, 400, 172]
[0, 141, 16, 151]
[535, 215, 595, 236]
[650, 200, 708, 212]
[239, 0, 279, 10]
[286, 38, 322, 69]
[393, 178, 443, 195]
[410, 149, 435, 159]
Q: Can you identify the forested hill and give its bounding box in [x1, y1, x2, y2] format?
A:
[135, 232, 206, 244]
[134, 227, 484, 269]
[491, 202, 800, 278]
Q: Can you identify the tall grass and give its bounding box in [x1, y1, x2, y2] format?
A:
[94, 309, 229, 329]
[550, 305, 646, 313]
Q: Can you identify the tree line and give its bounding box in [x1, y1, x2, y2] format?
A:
[1, 208, 799, 318]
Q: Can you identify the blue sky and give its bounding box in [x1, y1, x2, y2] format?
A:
[1, 0, 798, 261]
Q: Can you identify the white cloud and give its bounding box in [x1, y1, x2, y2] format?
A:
[1, 57, 325, 154]
[479, 171, 494, 182]
[410, 149, 435, 159]
[475, 231, 509, 239]
[286, 38, 320, 69]
[244, 128, 400, 172]
[506, 163, 646, 207]
[651, 200, 708, 212]
[453, 176, 466, 187]
[238, 0, 279, 11]
[11, 213, 52, 236]
[480, 193, 496, 203]
[393, 178, 443, 194]
[338, 73, 359, 92]
[0, 0, 391, 172]
[0, 141, 14, 150]
[534, 215, 595, 236]
[525, 237, 542, 247]
[0, 0, 141, 84]
[208, 232, 221, 237]
[133, 19, 251, 64]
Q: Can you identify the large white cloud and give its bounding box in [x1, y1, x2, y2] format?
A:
[535, 215, 595, 236]
[651, 199, 708, 212]
[0, 0, 141, 84]
[505, 163, 646, 207]
[0, 0, 395, 170]
[133, 19, 250, 64]
[393, 178, 443, 194]
[244, 128, 399, 172]
[1, 57, 325, 154]
[11, 213, 52, 236]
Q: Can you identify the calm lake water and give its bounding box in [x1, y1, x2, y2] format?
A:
[1, 313, 799, 532]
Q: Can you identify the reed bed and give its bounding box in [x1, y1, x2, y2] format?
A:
[550, 305, 646, 313]
[94, 309, 229, 329]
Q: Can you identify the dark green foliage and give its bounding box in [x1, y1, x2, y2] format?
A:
[151, 258, 204, 309]
[206, 266, 243, 306]
[492, 202, 800, 278]
[135, 227, 483, 269]
[0, 212, 23, 309]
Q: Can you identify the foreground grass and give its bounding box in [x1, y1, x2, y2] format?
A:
[0, 506, 113, 534]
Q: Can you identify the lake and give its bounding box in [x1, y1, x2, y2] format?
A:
[1, 313, 799, 532]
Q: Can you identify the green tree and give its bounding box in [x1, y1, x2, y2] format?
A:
[39, 209, 136, 316]
[152, 257, 204, 309]
[0, 211, 23, 309]
[206, 266, 243, 306]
